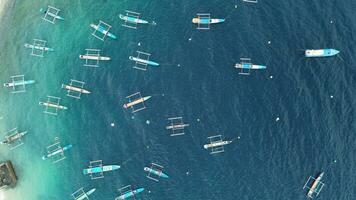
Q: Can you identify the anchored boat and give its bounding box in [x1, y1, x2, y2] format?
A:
[24, 43, 54, 52]
[307, 172, 324, 198]
[45, 11, 64, 20]
[90, 23, 117, 39]
[79, 54, 110, 61]
[119, 14, 148, 24]
[42, 144, 72, 160]
[204, 135, 233, 154]
[74, 188, 96, 200]
[116, 187, 144, 200]
[123, 96, 151, 109]
[144, 166, 169, 179]
[305, 49, 339, 58]
[0, 131, 27, 146]
[4, 79, 35, 88]
[62, 84, 90, 94]
[129, 56, 159, 66]
[192, 17, 225, 24]
[39, 101, 67, 110]
[83, 164, 120, 175]
[204, 140, 232, 150]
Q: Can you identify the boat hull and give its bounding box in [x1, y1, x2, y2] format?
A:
[117, 188, 144, 200]
[235, 63, 266, 70]
[192, 18, 225, 24]
[305, 49, 339, 57]
[4, 80, 35, 88]
[24, 44, 54, 51]
[129, 56, 159, 66]
[119, 14, 149, 24]
[83, 165, 120, 175]
[144, 167, 169, 178]
[42, 144, 72, 160]
[62, 84, 91, 94]
[79, 55, 111, 61]
[123, 96, 151, 109]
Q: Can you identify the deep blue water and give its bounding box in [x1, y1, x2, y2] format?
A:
[1, 0, 356, 199]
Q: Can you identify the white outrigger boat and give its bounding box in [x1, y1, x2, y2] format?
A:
[24, 43, 53, 51]
[42, 6, 64, 24]
[62, 84, 90, 94]
[305, 49, 339, 58]
[72, 188, 96, 200]
[79, 54, 110, 61]
[1, 128, 28, 150]
[79, 49, 110, 67]
[62, 79, 91, 99]
[39, 96, 67, 115]
[39, 101, 67, 110]
[119, 10, 149, 29]
[204, 135, 232, 154]
[123, 92, 151, 113]
[303, 172, 325, 198]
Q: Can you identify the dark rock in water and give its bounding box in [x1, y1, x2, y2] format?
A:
[0, 161, 17, 190]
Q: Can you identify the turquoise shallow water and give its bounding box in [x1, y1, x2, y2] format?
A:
[1, 0, 356, 199]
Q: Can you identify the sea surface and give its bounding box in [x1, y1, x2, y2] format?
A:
[0, 0, 356, 199]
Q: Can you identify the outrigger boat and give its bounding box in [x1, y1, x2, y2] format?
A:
[42, 6, 63, 24]
[166, 117, 189, 136]
[303, 172, 325, 198]
[4, 80, 35, 88]
[39, 101, 68, 110]
[4, 79, 35, 88]
[90, 23, 117, 39]
[42, 144, 72, 160]
[24, 43, 54, 52]
[192, 13, 225, 29]
[80, 49, 110, 67]
[4, 75, 35, 93]
[119, 14, 148, 25]
[144, 163, 169, 181]
[204, 135, 233, 154]
[129, 55, 159, 66]
[62, 83, 91, 95]
[0, 128, 27, 150]
[123, 96, 151, 109]
[235, 58, 266, 75]
[116, 187, 144, 200]
[192, 17, 225, 25]
[166, 123, 189, 130]
[72, 188, 96, 200]
[1, 131, 27, 146]
[79, 54, 110, 61]
[45, 11, 64, 20]
[305, 49, 340, 58]
[83, 164, 120, 175]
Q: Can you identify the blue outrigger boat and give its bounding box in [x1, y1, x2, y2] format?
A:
[90, 24, 117, 39]
[119, 14, 148, 24]
[42, 144, 72, 160]
[83, 164, 120, 175]
[129, 56, 159, 66]
[4, 80, 35, 88]
[144, 167, 169, 178]
[305, 49, 339, 58]
[116, 188, 144, 200]
[192, 17, 225, 24]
